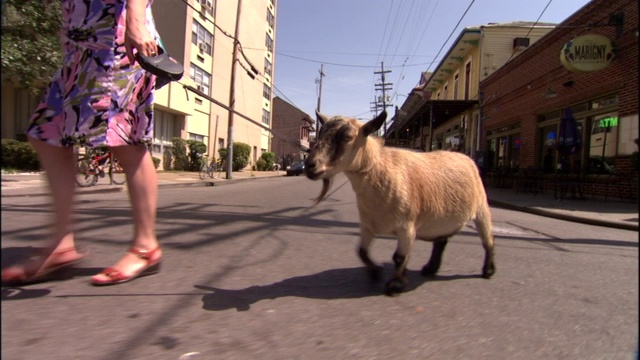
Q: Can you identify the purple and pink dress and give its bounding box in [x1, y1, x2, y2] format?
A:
[27, 0, 158, 148]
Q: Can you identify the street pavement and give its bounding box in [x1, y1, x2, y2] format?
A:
[1, 169, 638, 360]
[2, 169, 638, 231]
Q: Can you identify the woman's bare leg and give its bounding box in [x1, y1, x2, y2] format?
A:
[1, 138, 84, 281]
[91, 145, 161, 282]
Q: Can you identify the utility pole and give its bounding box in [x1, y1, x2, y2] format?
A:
[374, 61, 392, 135]
[315, 64, 325, 113]
[226, 0, 242, 179]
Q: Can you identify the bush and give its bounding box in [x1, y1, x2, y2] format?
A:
[1, 139, 40, 171]
[171, 137, 189, 171]
[256, 158, 267, 171]
[187, 140, 207, 171]
[260, 152, 276, 171]
[152, 156, 161, 169]
[218, 142, 250, 171]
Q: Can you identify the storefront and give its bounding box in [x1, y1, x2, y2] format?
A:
[479, 0, 637, 200]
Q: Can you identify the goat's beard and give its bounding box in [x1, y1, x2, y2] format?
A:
[312, 177, 333, 206]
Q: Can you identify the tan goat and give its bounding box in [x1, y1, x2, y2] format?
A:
[304, 111, 495, 296]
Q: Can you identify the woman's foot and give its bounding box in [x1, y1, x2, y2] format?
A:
[91, 247, 162, 286]
[1, 247, 89, 285]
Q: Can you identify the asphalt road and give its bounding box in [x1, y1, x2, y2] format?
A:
[2, 174, 638, 360]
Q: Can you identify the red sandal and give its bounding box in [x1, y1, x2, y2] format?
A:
[1, 247, 89, 286]
[91, 247, 161, 286]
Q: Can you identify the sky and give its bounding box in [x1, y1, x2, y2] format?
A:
[273, 0, 593, 121]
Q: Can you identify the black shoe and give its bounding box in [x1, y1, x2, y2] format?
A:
[136, 46, 184, 88]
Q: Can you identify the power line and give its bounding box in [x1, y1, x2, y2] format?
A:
[504, 0, 553, 64]
[277, 52, 436, 69]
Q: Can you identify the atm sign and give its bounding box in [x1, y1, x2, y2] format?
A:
[599, 117, 618, 128]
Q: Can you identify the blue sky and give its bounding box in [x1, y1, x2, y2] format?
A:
[273, 0, 592, 121]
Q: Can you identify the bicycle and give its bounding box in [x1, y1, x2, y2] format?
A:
[75, 147, 127, 187]
[198, 156, 224, 180]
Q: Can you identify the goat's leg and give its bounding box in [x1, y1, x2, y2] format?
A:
[358, 227, 382, 281]
[385, 228, 415, 296]
[474, 208, 496, 278]
[421, 237, 448, 277]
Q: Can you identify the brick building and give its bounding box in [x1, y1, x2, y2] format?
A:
[271, 97, 314, 166]
[479, 0, 638, 200]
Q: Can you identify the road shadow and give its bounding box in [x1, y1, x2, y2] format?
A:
[195, 265, 482, 311]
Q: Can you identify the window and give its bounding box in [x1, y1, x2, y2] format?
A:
[589, 113, 618, 158]
[262, 109, 270, 125]
[263, 83, 271, 100]
[152, 110, 179, 159]
[189, 64, 212, 95]
[264, 58, 272, 77]
[443, 84, 448, 100]
[265, 33, 273, 52]
[266, 9, 275, 28]
[453, 74, 459, 100]
[189, 133, 205, 142]
[199, 0, 214, 16]
[464, 61, 471, 100]
[192, 20, 213, 55]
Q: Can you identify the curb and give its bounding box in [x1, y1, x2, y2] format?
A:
[489, 199, 639, 231]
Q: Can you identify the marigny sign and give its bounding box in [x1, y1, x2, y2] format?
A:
[560, 34, 616, 73]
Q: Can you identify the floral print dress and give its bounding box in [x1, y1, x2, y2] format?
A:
[27, 0, 158, 148]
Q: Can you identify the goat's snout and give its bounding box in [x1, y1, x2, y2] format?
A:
[303, 158, 321, 179]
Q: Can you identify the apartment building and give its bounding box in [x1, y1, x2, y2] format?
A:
[386, 22, 556, 157]
[1, 0, 277, 170]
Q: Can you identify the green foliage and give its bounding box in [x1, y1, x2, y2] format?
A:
[171, 137, 189, 171]
[1, 0, 63, 93]
[260, 152, 276, 170]
[217, 143, 250, 171]
[186, 140, 207, 171]
[162, 148, 173, 170]
[231, 142, 250, 171]
[1, 139, 41, 171]
[152, 156, 161, 170]
[255, 158, 267, 171]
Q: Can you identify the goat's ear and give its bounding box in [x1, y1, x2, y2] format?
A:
[316, 110, 329, 126]
[361, 111, 387, 137]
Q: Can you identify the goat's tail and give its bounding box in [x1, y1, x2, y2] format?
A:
[312, 178, 333, 206]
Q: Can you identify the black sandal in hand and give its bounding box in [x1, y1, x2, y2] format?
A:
[136, 46, 184, 88]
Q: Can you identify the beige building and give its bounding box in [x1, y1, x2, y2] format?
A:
[386, 22, 556, 158]
[1, 0, 277, 170]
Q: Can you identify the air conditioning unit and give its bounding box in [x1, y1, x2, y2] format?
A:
[513, 37, 530, 51]
[201, 4, 211, 14]
[198, 42, 207, 53]
[196, 85, 205, 92]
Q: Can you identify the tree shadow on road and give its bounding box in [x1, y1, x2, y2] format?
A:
[195, 265, 482, 312]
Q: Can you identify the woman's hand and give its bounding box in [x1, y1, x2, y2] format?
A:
[125, 0, 157, 64]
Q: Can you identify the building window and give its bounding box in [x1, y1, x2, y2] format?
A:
[192, 20, 213, 55]
[265, 33, 273, 52]
[262, 109, 270, 125]
[189, 63, 212, 95]
[152, 110, 179, 160]
[453, 74, 459, 100]
[199, 0, 214, 16]
[189, 132, 205, 142]
[266, 9, 275, 28]
[443, 84, 448, 100]
[264, 58, 272, 77]
[464, 61, 471, 100]
[263, 83, 271, 100]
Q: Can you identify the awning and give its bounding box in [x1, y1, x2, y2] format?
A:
[388, 99, 478, 135]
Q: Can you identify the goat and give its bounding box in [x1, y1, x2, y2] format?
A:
[304, 111, 495, 296]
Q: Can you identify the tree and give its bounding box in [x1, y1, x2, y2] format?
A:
[1, 0, 62, 93]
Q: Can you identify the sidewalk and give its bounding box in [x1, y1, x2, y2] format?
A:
[1, 170, 638, 231]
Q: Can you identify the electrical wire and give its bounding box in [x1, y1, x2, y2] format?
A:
[504, 0, 553, 64]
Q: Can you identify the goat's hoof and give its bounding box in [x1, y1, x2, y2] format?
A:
[367, 266, 383, 282]
[421, 264, 438, 277]
[384, 278, 406, 296]
[482, 263, 496, 279]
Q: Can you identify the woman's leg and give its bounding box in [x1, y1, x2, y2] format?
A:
[91, 145, 161, 282]
[1, 138, 85, 282]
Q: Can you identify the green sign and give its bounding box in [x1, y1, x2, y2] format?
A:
[599, 117, 618, 128]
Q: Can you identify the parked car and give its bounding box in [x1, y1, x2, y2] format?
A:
[286, 159, 305, 176]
